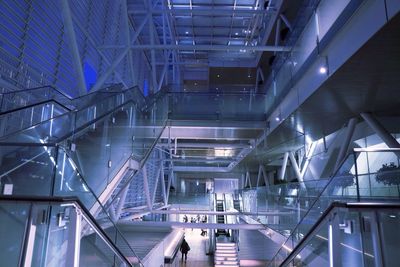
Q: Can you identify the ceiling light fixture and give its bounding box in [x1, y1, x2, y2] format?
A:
[319, 66, 327, 74]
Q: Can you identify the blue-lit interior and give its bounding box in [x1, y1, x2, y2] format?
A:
[0, 0, 400, 266]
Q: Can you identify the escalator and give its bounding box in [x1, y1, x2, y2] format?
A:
[216, 199, 226, 236]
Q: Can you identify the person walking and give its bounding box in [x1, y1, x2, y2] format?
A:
[180, 237, 190, 262]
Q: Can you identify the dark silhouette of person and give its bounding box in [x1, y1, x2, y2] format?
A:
[180, 237, 190, 261]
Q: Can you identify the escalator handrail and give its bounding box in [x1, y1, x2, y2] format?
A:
[0, 195, 142, 267]
[278, 201, 400, 266]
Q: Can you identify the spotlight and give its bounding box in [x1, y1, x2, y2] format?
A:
[319, 66, 327, 74]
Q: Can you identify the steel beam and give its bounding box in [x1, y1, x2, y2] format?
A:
[279, 152, 289, 181]
[119, 220, 266, 230]
[128, 7, 275, 16]
[334, 118, 357, 172]
[361, 113, 400, 157]
[100, 44, 290, 51]
[60, 0, 87, 96]
[254, 0, 284, 65]
[121, 0, 137, 86]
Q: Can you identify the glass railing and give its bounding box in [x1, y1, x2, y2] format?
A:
[0, 85, 169, 264]
[0, 86, 139, 144]
[166, 91, 267, 121]
[168, 192, 212, 208]
[0, 145, 144, 265]
[271, 202, 400, 267]
[267, 148, 400, 265]
[0, 196, 142, 266]
[0, 101, 70, 138]
[0, 88, 168, 201]
[0, 84, 128, 113]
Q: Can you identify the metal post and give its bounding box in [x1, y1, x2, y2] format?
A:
[148, 0, 158, 93]
[274, 16, 281, 56]
[329, 213, 341, 267]
[115, 186, 129, 220]
[60, 0, 87, 96]
[65, 207, 81, 267]
[160, 163, 167, 205]
[152, 165, 162, 205]
[334, 118, 357, 172]
[353, 152, 360, 201]
[289, 151, 302, 181]
[121, 0, 137, 86]
[256, 165, 262, 188]
[369, 212, 384, 267]
[142, 165, 153, 210]
[279, 152, 289, 181]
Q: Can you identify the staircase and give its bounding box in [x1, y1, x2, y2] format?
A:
[214, 242, 239, 267]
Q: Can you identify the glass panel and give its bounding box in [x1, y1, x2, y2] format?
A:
[0, 201, 30, 267]
[0, 145, 56, 196]
[378, 210, 400, 267]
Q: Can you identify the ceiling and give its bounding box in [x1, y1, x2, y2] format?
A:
[126, 0, 287, 85]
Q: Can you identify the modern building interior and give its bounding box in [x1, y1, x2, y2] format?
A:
[0, 0, 400, 266]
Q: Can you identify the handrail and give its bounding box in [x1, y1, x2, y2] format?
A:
[353, 148, 400, 153]
[268, 151, 355, 264]
[0, 86, 139, 143]
[279, 201, 400, 266]
[0, 99, 72, 116]
[106, 119, 168, 208]
[0, 83, 128, 114]
[0, 195, 135, 266]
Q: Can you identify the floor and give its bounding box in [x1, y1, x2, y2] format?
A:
[177, 228, 214, 267]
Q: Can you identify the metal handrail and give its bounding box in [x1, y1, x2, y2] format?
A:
[267, 151, 355, 265]
[0, 86, 138, 143]
[279, 201, 400, 266]
[353, 148, 400, 152]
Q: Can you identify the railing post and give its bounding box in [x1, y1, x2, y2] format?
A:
[369, 212, 384, 267]
[353, 151, 360, 202]
[65, 206, 82, 267]
[329, 212, 342, 267]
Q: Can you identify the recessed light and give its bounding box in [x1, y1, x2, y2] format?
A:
[185, 31, 189, 34]
[319, 66, 327, 74]
[235, 32, 239, 36]
[275, 117, 280, 121]
[248, 75, 251, 78]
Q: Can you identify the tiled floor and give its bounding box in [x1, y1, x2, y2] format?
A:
[177, 228, 214, 267]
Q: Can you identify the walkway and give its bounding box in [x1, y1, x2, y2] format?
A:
[178, 228, 213, 267]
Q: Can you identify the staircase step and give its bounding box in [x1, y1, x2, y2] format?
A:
[215, 260, 239, 264]
[216, 243, 236, 247]
[215, 256, 238, 261]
